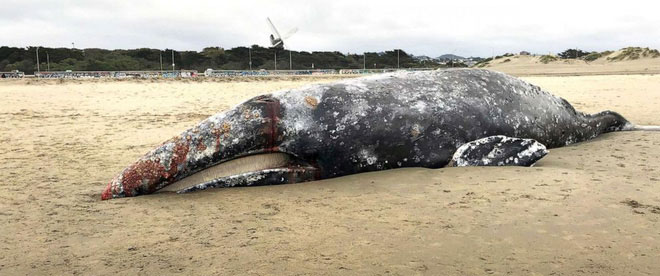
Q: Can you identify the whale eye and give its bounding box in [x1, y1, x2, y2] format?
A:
[253, 95, 277, 103]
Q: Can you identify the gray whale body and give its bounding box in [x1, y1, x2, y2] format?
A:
[102, 69, 634, 199]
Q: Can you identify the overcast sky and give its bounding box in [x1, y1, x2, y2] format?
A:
[2, 0, 659, 57]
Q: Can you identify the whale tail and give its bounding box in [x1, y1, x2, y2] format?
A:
[630, 125, 660, 131]
[587, 111, 659, 132]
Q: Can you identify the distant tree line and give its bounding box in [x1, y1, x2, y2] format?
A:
[0, 45, 451, 74]
[557, 49, 590, 59]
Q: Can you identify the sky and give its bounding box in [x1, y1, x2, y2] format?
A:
[1, 0, 659, 57]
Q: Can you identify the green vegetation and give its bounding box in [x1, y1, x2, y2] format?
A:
[0, 46, 450, 74]
[580, 50, 613, 62]
[607, 47, 660, 61]
[582, 52, 602, 62]
[557, 47, 660, 63]
[474, 58, 491, 67]
[501, 59, 511, 63]
[473, 53, 513, 67]
[445, 60, 468, 67]
[557, 49, 589, 59]
[539, 55, 558, 64]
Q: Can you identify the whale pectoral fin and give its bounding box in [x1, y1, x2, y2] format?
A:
[176, 167, 319, 194]
[449, 136, 548, 167]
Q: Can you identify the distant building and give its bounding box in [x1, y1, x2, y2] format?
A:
[520, 51, 531, 56]
[0, 70, 24, 78]
[412, 55, 434, 62]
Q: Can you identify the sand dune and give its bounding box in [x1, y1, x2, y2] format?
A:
[482, 48, 660, 76]
[0, 73, 659, 275]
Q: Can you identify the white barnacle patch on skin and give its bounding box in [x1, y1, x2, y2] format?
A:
[189, 104, 265, 162]
[564, 136, 576, 145]
[339, 97, 370, 126]
[273, 84, 326, 143]
[410, 124, 423, 139]
[344, 82, 369, 93]
[515, 140, 548, 161]
[413, 101, 427, 113]
[357, 148, 378, 167]
[451, 143, 478, 167]
[180, 168, 299, 192]
[149, 141, 176, 168]
[241, 171, 267, 184]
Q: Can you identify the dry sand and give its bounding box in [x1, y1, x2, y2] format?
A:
[483, 54, 660, 76]
[1, 73, 659, 275]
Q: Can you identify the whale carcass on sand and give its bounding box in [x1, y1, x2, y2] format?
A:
[101, 69, 658, 199]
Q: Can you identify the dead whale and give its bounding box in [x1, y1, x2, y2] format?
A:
[101, 69, 657, 199]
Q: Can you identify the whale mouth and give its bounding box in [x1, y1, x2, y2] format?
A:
[157, 152, 293, 193]
[102, 149, 318, 200]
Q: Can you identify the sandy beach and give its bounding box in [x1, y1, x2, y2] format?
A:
[1, 73, 659, 275]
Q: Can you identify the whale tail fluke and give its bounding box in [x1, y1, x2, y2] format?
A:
[621, 122, 660, 131]
[631, 125, 660, 131]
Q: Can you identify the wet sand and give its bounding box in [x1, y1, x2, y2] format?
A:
[1, 73, 659, 275]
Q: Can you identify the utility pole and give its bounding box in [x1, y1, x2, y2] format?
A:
[274, 51, 277, 70]
[363, 53, 366, 70]
[289, 50, 292, 70]
[397, 49, 400, 69]
[248, 48, 252, 70]
[71, 42, 74, 49]
[46, 52, 50, 71]
[36, 47, 40, 72]
[171, 50, 175, 71]
[159, 51, 163, 71]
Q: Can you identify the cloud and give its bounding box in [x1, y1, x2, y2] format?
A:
[1, 0, 658, 57]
